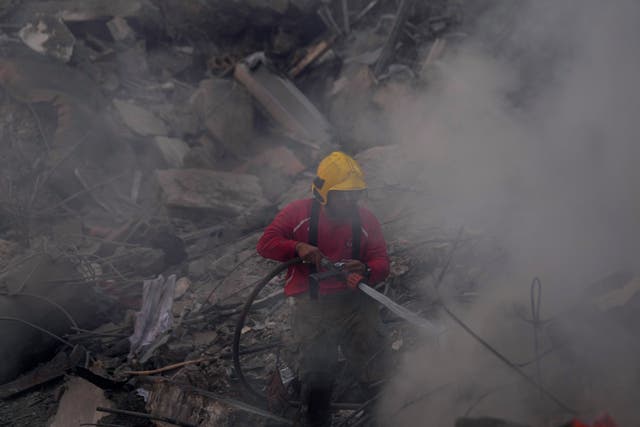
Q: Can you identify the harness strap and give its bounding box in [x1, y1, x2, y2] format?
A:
[351, 210, 361, 261]
[307, 199, 361, 299]
[308, 200, 320, 300]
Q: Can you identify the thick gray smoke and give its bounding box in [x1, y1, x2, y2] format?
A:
[372, 0, 640, 425]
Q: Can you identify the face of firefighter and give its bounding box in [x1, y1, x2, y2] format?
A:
[325, 190, 363, 221]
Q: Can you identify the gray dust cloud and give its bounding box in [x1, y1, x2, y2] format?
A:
[373, 1, 640, 425]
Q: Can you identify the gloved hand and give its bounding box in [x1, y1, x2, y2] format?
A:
[340, 259, 366, 274]
[295, 242, 324, 270]
[346, 273, 363, 290]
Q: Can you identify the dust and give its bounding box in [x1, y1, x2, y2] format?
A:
[372, 0, 640, 425]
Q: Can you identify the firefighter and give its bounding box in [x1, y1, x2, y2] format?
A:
[257, 151, 390, 426]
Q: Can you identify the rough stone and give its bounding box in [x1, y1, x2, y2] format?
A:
[106, 16, 135, 43]
[113, 99, 168, 136]
[174, 276, 191, 300]
[188, 259, 207, 279]
[155, 169, 270, 217]
[189, 78, 254, 158]
[235, 57, 334, 150]
[18, 15, 75, 63]
[49, 378, 112, 427]
[154, 136, 190, 168]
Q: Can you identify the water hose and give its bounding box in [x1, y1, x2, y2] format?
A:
[232, 257, 301, 400]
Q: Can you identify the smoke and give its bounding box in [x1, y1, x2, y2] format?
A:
[371, 0, 640, 425]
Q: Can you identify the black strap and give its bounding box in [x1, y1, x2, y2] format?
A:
[351, 210, 361, 260]
[308, 200, 321, 299]
[307, 199, 361, 299]
[308, 199, 320, 249]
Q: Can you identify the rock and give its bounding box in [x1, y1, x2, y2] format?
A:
[9, 0, 161, 25]
[155, 169, 270, 217]
[191, 330, 218, 347]
[328, 64, 389, 150]
[154, 136, 190, 168]
[189, 78, 254, 158]
[0, 239, 17, 260]
[246, 0, 291, 14]
[147, 380, 228, 427]
[112, 247, 165, 277]
[49, 378, 112, 427]
[18, 15, 75, 63]
[106, 16, 135, 43]
[234, 55, 334, 151]
[174, 277, 191, 300]
[239, 145, 306, 178]
[113, 99, 168, 136]
[188, 259, 207, 279]
[236, 145, 307, 200]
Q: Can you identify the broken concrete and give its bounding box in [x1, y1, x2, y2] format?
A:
[106, 16, 136, 43]
[155, 169, 270, 218]
[189, 78, 254, 158]
[113, 98, 168, 136]
[154, 136, 190, 168]
[18, 15, 75, 63]
[8, 0, 161, 25]
[234, 54, 334, 150]
[0, 252, 106, 383]
[49, 377, 113, 427]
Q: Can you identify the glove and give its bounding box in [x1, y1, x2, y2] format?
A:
[295, 242, 324, 270]
[340, 259, 366, 274]
[346, 273, 364, 291]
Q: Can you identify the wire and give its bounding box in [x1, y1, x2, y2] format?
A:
[433, 232, 576, 415]
[530, 277, 543, 396]
[0, 291, 79, 329]
[0, 316, 75, 348]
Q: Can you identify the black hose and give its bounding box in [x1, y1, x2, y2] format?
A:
[232, 257, 301, 400]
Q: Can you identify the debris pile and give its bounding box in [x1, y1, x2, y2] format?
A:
[0, 1, 630, 427]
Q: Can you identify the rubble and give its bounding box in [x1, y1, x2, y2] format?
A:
[234, 53, 334, 151]
[129, 275, 177, 358]
[189, 78, 255, 158]
[154, 136, 190, 168]
[49, 377, 113, 427]
[155, 168, 270, 217]
[0, 2, 579, 426]
[113, 98, 168, 136]
[18, 15, 75, 62]
[106, 16, 136, 43]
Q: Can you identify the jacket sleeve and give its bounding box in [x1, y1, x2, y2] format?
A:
[361, 212, 390, 285]
[256, 202, 300, 261]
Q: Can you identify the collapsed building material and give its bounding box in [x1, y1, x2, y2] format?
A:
[234, 54, 334, 150]
[0, 253, 105, 383]
[288, 35, 337, 78]
[8, 0, 161, 25]
[18, 15, 75, 63]
[113, 98, 168, 136]
[97, 406, 197, 427]
[155, 168, 270, 218]
[154, 136, 190, 168]
[0, 351, 76, 399]
[189, 78, 254, 158]
[49, 377, 113, 427]
[129, 275, 177, 358]
[373, 0, 414, 75]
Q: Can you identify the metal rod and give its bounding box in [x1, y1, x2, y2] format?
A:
[95, 407, 197, 427]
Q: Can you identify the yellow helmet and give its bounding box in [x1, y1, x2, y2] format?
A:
[312, 151, 367, 205]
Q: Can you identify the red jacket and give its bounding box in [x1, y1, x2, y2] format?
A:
[257, 199, 390, 296]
